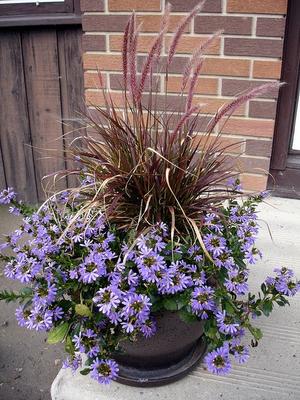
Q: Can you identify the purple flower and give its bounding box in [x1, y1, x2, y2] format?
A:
[122, 293, 151, 323]
[224, 269, 249, 295]
[140, 318, 157, 338]
[191, 285, 215, 315]
[203, 234, 227, 258]
[230, 341, 250, 364]
[204, 345, 231, 375]
[0, 187, 16, 204]
[33, 283, 57, 306]
[15, 306, 31, 327]
[27, 305, 53, 331]
[62, 355, 82, 374]
[93, 287, 121, 315]
[215, 310, 239, 335]
[52, 306, 64, 321]
[90, 358, 119, 384]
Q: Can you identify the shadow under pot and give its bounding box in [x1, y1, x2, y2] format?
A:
[113, 310, 207, 387]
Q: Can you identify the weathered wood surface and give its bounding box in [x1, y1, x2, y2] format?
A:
[0, 27, 84, 202]
[57, 27, 85, 188]
[0, 31, 37, 202]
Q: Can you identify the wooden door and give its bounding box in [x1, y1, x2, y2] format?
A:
[0, 25, 84, 202]
[268, 0, 300, 198]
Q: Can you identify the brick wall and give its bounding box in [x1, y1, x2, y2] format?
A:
[80, 0, 288, 191]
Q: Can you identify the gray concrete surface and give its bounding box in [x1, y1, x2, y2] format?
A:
[1, 197, 300, 400]
[0, 207, 63, 400]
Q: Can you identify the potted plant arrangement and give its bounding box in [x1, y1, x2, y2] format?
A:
[0, 1, 299, 388]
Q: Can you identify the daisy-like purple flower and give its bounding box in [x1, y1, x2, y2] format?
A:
[62, 355, 82, 374]
[191, 285, 215, 315]
[33, 283, 57, 306]
[215, 310, 239, 335]
[27, 305, 53, 331]
[204, 345, 231, 375]
[122, 293, 151, 323]
[224, 269, 249, 295]
[93, 287, 120, 315]
[230, 340, 250, 364]
[90, 358, 119, 384]
[0, 187, 16, 204]
[203, 234, 227, 258]
[140, 318, 157, 338]
[15, 306, 31, 327]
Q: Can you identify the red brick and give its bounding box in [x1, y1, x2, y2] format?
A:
[235, 156, 270, 174]
[165, 35, 220, 55]
[245, 139, 272, 157]
[167, 0, 222, 13]
[83, 54, 122, 71]
[202, 59, 250, 77]
[110, 73, 161, 91]
[136, 15, 191, 33]
[253, 61, 282, 79]
[137, 56, 250, 77]
[195, 16, 252, 35]
[193, 135, 244, 154]
[227, 0, 287, 15]
[82, 15, 128, 33]
[222, 79, 279, 99]
[109, 0, 161, 11]
[84, 71, 108, 88]
[110, 35, 156, 53]
[81, 0, 104, 12]
[240, 174, 268, 192]
[85, 90, 124, 107]
[256, 17, 286, 37]
[249, 101, 277, 119]
[192, 97, 246, 116]
[82, 34, 106, 52]
[221, 118, 275, 138]
[167, 76, 218, 95]
[224, 38, 283, 58]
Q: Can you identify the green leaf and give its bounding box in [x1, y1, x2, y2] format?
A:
[80, 368, 90, 376]
[163, 298, 178, 311]
[247, 325, 263, 341]
[75, 303, 92, 317]
[47, 322, 69, 344]
[178, 309, 198, 324]
[65, 335, 75, 355]
[261, 300, 273, 317]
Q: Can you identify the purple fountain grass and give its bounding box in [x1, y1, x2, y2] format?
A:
[137, 5, 171, 103]
[182, 30, 223, 91]
[207, 81, 284, 133]
[58, 1, 283, 235]
[122, 18, 131, 90]
[186, 58, 205, 112]
[167, 1, 205, 66]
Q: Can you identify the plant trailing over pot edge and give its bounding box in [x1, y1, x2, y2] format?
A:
[0, 0, 299, 387]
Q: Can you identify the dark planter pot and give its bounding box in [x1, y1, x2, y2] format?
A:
[114, 311, 207, 387]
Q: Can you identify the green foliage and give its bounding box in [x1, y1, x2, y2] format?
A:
[47, 322, 69, 344]
[75, 303, 92, 318]
[0, 288, 33, 303]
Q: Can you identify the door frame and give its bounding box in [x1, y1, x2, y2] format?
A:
[268, 0, 300, 198]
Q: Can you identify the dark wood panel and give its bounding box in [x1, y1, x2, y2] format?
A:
[22, 29, 67, 200]
[0, 14, 81, 28]
[0, 31, 37, 203]
[270, 0, 300, 171]
[57, 27, 85, 188]
[0, 146, 7, 190]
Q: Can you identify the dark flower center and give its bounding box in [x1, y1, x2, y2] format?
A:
[98, 364, 111, 376]
[214, 355, 225, 368]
